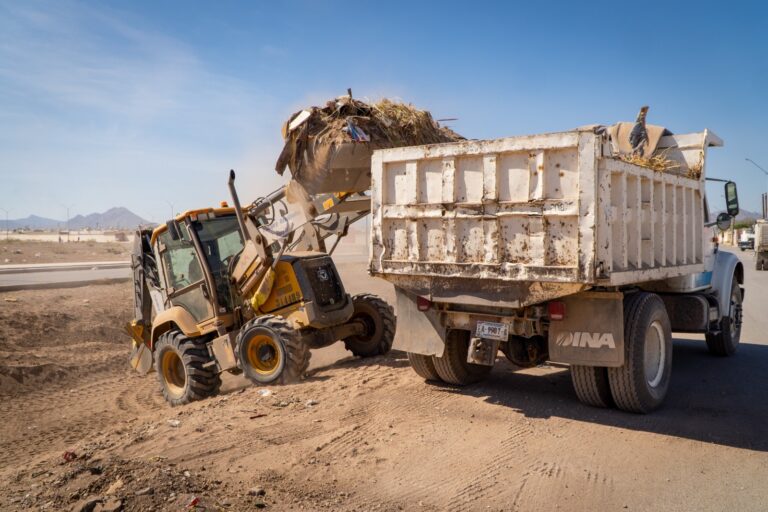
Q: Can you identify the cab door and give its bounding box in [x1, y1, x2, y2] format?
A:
[156, 223, 214, 324]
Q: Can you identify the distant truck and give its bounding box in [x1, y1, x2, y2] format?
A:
[738, 230, 754, 251]
[369, 127, 743, 413]
[756, 219, 768, 270]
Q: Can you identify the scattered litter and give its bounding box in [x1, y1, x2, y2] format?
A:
[306, 399, 319, 407]
[187, 496, 200, 508]
[62, 450, 77, 463]
[249, 413, 268, 419]
[276, 401, 289, 408]
[183, 470, 191, 478]
[249, 487, 266, 497]
[167, 419, 181, 428]
[135, 486, 153, 496]
[82, 299, 90, 304]
[256, 389, 273, 397]
[4, 297, 18, 302]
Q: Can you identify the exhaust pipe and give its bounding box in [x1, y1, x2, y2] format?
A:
[228, 169, 251, 242]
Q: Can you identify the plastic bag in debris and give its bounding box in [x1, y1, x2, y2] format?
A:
[274, 94, 463, 195]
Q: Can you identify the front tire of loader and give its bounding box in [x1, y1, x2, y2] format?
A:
[154, 330, 221, 406]
[343, 294, 396, 358]
[608, 292, 673, 414]
[407, 352, 442, 381]
[432, 330, 492, 386]
[236, 315, 310, 385]
[571, 365, 614, 408]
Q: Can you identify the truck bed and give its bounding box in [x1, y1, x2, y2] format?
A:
[370, 128, 721, 306]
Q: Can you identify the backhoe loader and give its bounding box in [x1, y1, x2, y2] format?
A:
[127, 171, 394, 406]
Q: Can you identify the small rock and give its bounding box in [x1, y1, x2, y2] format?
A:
[135, 487, 153, 496]
[277, 401, 288, 407]
[255, 501, 266, 509]
[167, 419, 181, 428]
[94, 498, 123, 512]
[183, 470, 191, 478]
[249, 487, 266, 497]
[105, 480, 123, 495]
[306, 399, 319, 407]
[72, 497, 102, 512]
[257, 389, 273, 397]
[34, 252, 42, 257]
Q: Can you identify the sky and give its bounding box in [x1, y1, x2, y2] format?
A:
[0, 0, 767, 222]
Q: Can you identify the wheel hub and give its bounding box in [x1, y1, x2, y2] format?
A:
[246, 335, 282, 375]
[643, 320, 666, 388]
[161, 350, 186, 399]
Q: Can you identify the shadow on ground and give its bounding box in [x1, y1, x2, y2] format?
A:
[324, 339, 768, 452]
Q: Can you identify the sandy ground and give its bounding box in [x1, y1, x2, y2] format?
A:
[0, 240, 131, 265]
[1, 251, 767, 511]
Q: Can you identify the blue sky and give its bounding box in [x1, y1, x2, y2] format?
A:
[1, 0, 767, 222]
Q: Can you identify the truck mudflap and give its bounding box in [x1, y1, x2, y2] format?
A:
[548, 291, 625, 367]
[394, 288, 446, 357]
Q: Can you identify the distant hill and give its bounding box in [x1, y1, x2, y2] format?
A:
[711, 208, 763, 221]
[6, 207, 149, 230]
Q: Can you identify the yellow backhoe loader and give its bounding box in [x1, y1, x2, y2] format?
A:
[127, 170, 394, 406]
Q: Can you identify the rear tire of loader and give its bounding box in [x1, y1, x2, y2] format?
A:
[571, 365, 614, 408]
[236, 315, 310, 385]
[407, 352, 441, 381]
[432, 330, 492, 386]
[343, 294, 396, 358]
[154, 330, 221, 406]
[608, 292, 673, 414]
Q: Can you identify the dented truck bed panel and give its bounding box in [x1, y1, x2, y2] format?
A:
[370, 129, 715, 303]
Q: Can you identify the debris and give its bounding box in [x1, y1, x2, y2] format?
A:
[249, 487, 266, 497]
[187, 496, 200, 508]
[134, 487, 153, 496]
[183, 470, 191, 478]
[249, 413, 268, 419]
[274, 93, 463, 194]
[4, 297, 18, 302]
[306, 399, 319, 407]
[256, 389, 273, 397]
[167, 419, 181, 428]
[62, 450, 77, 463]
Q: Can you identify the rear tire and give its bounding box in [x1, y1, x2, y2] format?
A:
[407, 352, 441, 381]
[343, 294, 396, 358]
[705, 279, 742, 356]
[236, 315, 310, 385]
[154, 330, 221, 406]
[432, 330, 492, 386]
[571, 365, 614, 408]
[608, 292, 673, 414]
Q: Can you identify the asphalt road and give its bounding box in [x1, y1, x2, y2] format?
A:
[0, 265, 130, 291]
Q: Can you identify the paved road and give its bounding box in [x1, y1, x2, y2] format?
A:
[0, 265, 130, 291]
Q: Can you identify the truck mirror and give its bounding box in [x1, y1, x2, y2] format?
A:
[166, 220, 181, 241]
[725, 181, 739, 217]
[716, 212, 731, 231]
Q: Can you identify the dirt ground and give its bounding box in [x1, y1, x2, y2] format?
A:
[1, 256, 767, 511]
[0, 240, 130, 265]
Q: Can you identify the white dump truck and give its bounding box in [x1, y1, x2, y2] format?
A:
[756, 219, 768, 270]
[369, 127, 744, 413]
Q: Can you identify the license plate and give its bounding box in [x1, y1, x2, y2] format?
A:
[475, 321, 509, 341]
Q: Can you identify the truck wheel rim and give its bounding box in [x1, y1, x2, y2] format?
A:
[161, 351, 186, 398]
[644, 320, 666, 388]
[246, 335, 282, 376]
[730, 287, 742, 339]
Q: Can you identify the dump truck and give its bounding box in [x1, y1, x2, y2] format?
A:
[128, 172, 394, 406]
[369, 126, 744, 413]
[756, 219, 768, 270]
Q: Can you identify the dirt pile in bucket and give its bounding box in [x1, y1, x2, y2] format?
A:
[274, 92, 463, 194]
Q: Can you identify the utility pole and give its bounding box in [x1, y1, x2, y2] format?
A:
[0, 208, 8, 240]
[746, 158, 768, 219]
[166, 201, 175, 220]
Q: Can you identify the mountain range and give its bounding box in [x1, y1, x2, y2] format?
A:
[4, 207, 150, 230]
